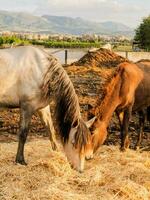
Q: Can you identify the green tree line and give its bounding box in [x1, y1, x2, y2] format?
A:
[0, 36, 102, 48]
[31, 40, 102, 48]
[0, 36, 30, 46]
[134, 15, 150, 51]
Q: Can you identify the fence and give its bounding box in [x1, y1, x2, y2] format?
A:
[46, 48, 150, 64]
[116, 51, 150, 62]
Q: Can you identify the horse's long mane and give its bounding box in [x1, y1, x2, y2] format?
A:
[42, 54, 89, 147]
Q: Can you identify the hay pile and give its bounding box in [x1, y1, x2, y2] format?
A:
[71, 48, 128, 68]
[65, 65, 111, 112]
[0, 138, 150, 200]
[65, 48, 128, 113]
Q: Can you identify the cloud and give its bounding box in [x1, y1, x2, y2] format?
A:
[0, 0, 38, 12]
[35, 0, 117, 13]
[34, 0, 147, 27]
[0, 0, 149, 27]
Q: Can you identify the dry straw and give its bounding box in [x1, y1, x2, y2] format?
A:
[0, 138, 150, 200]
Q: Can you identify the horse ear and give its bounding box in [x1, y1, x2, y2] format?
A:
[86, 116, 97, 128]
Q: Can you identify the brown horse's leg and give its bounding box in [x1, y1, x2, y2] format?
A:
[38, 105, 58, 150]
[15, 106, 33, 165]
[136, 110, 145, 150]
[120, 106, 132, 151]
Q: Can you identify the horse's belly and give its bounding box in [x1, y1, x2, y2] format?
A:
[134, 80, 150, 111]
[133, 95, 150, 111]
[0, 94, 19, 108]
[0, 86, 19, 108]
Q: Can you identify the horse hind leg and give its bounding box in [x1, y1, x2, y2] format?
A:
[16, 106, 33, 165]
[38, 105, 58, 151]
[135, 110, 145, 150]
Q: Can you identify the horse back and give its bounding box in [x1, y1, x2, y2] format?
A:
[117, 62, 143, 109]
[0, 46, 51, 108]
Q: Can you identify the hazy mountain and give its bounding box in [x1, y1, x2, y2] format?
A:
[0, 10, 134, 36]
[42, 15, 133, 36]
[0, 10, 53, 32]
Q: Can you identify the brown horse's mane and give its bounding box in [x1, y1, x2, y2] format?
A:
[89, 63, 127, 119]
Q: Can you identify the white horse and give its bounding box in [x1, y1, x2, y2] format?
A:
[0, 46, 95, 172]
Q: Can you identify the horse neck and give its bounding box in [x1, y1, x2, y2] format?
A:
[91, 72, 122, 151]
[94, 71, 122, 128]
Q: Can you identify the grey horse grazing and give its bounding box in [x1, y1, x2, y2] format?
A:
[0, 46, 95, 172]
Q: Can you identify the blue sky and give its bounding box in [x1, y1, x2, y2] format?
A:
[0, 0, 149, 27]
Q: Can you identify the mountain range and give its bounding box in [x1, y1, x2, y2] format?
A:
[0, 10, 134, 36]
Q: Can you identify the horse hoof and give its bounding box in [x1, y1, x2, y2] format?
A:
[15, 159, 27, 165]
[51, 143, 58, 151]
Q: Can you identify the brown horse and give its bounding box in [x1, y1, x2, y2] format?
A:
[88, 62, 145, 152]
[128, 60, 150, 149]
[111, 59, 150, 150]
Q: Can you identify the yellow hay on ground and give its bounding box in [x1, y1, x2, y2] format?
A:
[0, 138, 150, 200]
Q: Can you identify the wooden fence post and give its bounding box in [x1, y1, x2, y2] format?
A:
[125, 51, 128, 59]
[65, 49, 68, 65]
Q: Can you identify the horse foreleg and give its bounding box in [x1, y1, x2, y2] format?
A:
[38, 105, 58, 151]
[135, 110, 145, 150]
[15, 107, 33, 165]
[120, 107, 132, 151]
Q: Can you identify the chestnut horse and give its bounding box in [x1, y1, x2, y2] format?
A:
[88, 62, 147, 152]
[0, 46, 95, 172]
[119, 60, 150, 149]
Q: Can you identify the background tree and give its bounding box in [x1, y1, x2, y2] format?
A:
[134, 16, 150, 50]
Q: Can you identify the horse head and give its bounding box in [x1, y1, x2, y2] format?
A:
[64, 117, 96, 172]
[91, 119, 108, 153]
[87, 110, 108, 154]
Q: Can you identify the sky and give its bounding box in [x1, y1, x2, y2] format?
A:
[0, 0, 150, 28]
